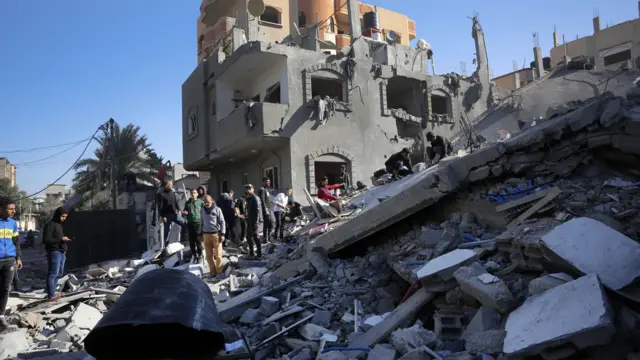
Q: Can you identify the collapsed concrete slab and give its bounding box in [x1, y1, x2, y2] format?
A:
[453, 263, 516, 314]
[416, 249, 478, 291]
[541, 217, 640, 290]
[503, 274, 615, 356]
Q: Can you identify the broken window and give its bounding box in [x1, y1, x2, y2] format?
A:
[431, 93, 449, 115]
[386, 77, 424, 118]
[187, 110, 197, 136]
[299, 12, 307, 27]
[260, 7, 281, 25]
[603, 49, 631, 67]
[311, 77, 344, 101]
[264, 166, 279, 190]
[220, 179, 229, 194]
[264, 82, 281, 103]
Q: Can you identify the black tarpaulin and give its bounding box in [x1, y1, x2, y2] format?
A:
[84, 268, 225, 359]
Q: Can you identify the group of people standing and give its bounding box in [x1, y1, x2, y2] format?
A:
[0, 197, 70, 331]
[156, 177, 296, 278]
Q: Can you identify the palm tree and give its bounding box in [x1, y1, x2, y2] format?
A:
[72, 122, 163, 209]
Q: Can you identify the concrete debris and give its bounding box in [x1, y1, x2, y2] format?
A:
[390, 324, 438, 355]
[453, 263, 516, 314]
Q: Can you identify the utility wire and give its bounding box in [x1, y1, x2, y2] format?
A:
[0, 137, 92, 154]
[19, 123, 107, 200]
[13, 139, 90, 166]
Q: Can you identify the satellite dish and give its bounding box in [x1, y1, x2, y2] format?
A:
[386, 30, 399, 44]
[248, 0, 265, 17]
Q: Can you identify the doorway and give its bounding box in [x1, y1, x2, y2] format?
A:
[314, 154, 348, 186]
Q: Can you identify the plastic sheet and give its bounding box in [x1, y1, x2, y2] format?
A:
[84, 268, 225, 359]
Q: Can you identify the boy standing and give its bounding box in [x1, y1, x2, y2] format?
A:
[183, 189, 204, 263]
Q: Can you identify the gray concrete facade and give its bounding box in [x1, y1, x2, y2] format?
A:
[181, 16, 495, 197]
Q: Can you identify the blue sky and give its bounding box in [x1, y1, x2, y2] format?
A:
[0, 0, 636, 194]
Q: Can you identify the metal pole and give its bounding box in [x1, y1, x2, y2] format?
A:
[109, 118, 117, 210]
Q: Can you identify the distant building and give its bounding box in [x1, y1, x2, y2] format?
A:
[44, 184, 69, 204]
[550, 10, 640, 70]
[0, 158, 16, 187]
[492, 68, 535, 90]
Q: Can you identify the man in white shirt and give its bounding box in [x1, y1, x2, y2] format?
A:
[272, 188, 293, 241]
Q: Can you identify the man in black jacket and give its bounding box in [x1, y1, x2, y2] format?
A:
[385, 147, 414, 179]
[426, 132, 453, 166]
[217, 190, 236, 247]
[244, 184, 263, 259]
[157, 180, 184, 246]
[43, 207, 70, 301]
[257, 177, 274, 241]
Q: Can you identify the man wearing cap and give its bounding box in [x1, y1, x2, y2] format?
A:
[384, 147, 414, 179]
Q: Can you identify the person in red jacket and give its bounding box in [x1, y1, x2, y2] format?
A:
[317, 176, 344, 202]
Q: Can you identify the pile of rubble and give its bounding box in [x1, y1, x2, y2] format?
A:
[2, 82, 640, 360]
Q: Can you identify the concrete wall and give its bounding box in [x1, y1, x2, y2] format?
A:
[550, 18, 640, 69]
[493, 69, 535, 90]
[182, 61, 209, 168]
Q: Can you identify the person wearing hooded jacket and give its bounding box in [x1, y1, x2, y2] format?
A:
[43, 207, 70, 301]
[0, 196, 22, 331]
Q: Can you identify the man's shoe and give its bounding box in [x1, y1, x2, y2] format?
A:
[0, 317, 10, 332]
[48, 295, 62, 302]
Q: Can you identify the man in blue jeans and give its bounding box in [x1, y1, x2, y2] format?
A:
[0, 196, 23, 331]
[157, 180, 184, 246]
[43, 207, 70, 301]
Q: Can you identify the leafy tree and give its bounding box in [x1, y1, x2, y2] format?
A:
[0, 178, 36, 219]
[72, 121, 163, 208]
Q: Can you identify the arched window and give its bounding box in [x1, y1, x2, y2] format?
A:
[260, 6, 281, 24]
[328, 17, 335, 33]
[298, 12, 307, 27]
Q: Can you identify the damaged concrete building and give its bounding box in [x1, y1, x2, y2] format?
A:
[182, 0, 497, 195]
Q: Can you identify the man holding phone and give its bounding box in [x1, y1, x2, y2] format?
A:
[43, 207, 70, 301]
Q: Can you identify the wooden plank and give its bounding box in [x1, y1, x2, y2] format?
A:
[303, 188, 323, 219]
[348, 288, 435, 351]
[507, 187, 562, 229]
[495, 187, 551, 213]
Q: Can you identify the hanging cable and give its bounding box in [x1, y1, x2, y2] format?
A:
[18, 122, 107, 200]
[0, 137, 92, 154]
[13, 139, 90, 166]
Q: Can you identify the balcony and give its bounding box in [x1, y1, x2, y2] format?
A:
[201, 0, 235, 26]
[336, 34, 351, 48]
[210, 102, 290, 163]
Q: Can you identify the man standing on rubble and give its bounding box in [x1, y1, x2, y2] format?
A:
[338, 164, 351, 194]
[258, 177, 274, 241]
[317, 176, 344, 202]
[43, 207, 69, 302]
[235, 196, 248, 248]
[273, 188, 293, 241]
[217, 190, 236, 247]
[0, 196, 22, 330]
[200, 195, 226, 278]
[385, 147, 414, 180]
[157, 180, 183, 246]
[183, 189, 204, 264]
[244, 184, 263, 259]
[426, 132, 453, 166]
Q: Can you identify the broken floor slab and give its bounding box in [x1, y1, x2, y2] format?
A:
[503, 274, 615, 357]
[453, 263, 516, 314]
[541, 217, 640, 290]
[417, 249, 478, 291]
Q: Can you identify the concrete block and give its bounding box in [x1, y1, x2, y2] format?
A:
[50, 338, 73, 350]
[490, 165, 503, 177]
[239, 308, 265, 324]
[587, 133, 613, 149]
[541, 217, 640, 290]
[397, 346, 432, 360]
[433, 309, 466, 340]
[623, 107, 640, 136]
[600, 97, 624, 127]
[417, 249, 478, 286]
[503, 274, 615, 356]
[463, 306, 501, 337]
[309, 250, 330, 277]
[613, 134, 640, 155]
[259, 296, 280, 316]
[390, 325, 438, 355]
[453, 263, 516, 314]
[566, 98, 605, 132]
[311, 310, 333, 328]
[0, 329, 29, 359]
[528, 273, 573, 296]
[468, 166, 491, 182]
[55, 323, 88, 343]
[70, 303, 102, 330]
[464, 330, 506, 354]
[368, 344, 398, 360]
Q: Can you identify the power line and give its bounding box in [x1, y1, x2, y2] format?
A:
[0, 137, 92, 154]
[19, 123, 107, 200]
[13, 139, 90, 166]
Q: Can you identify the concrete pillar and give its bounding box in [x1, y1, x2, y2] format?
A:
[235, 0, 258, 41]
[533, 46, 544, 79]
[347, 0, 361, 42]
[471, 17, 490, 85]
[553, 32, 559, 47]
[232, 27, 246, 51]
[513, 71, 520, 90]
[289, 0, 299, 36]
[593, 16, 601, 33]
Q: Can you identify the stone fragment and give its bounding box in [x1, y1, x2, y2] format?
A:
[468, 166, 491, 182]
[290, 347, 313, 360]
[71, 303, 103, 330]
[259, 296, 280, 316]
[398, 346, 432, 360]
[239, 308, 264, 324]
[539, 344, 578, 360]
[368, 344, 398, 360]
[463, 306, 501, 337]
[453, 263, 515, 314]
[56, 323, 88, 344]
[528, 273, 573, 296]
[319, 351, 347, 360]
[17, 349, 62, 360]
[464, 330, 505, 354]
[309, 250, 331, 277]
[541, 217, 640, 290]
[417, 249, 478, 291]
[503, 274, 614, 356]
[600, 97, 624, 127]
[390, 325, 438, 355]
[491, 165, 504, 177]
[50, 338, 73, 350]
[0, 329, 29, 359]
[311, 310, 333, 328]
[345, 267, 365, 282]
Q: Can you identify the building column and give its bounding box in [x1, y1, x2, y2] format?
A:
[533, 46, 544, 79]
[347, 0, 361, 42]
[471, 17, 490, 85]
[289, 0, 299, 36]
[513, 71, 520, 90]
[235, 0, 258, 41]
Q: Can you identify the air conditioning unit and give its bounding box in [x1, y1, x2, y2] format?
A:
[322, 49, 337, 56]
